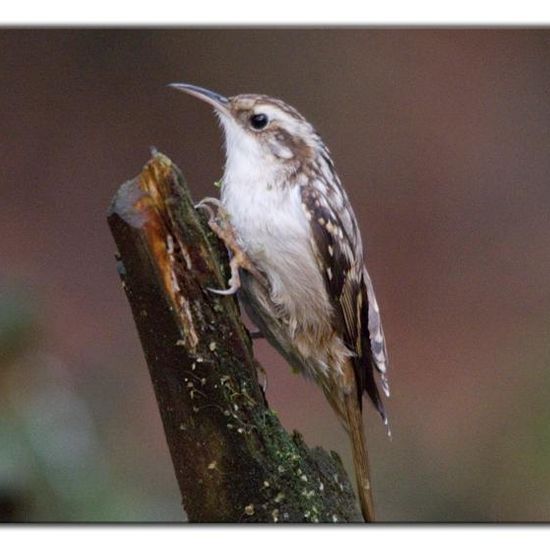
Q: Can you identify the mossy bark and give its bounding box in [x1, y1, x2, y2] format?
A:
[107, 152, 362, 523]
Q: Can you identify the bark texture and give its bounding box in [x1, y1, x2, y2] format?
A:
[107, 152, 362, 522]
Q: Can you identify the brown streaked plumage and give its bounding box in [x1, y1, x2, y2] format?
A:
[171, 83, 390, 522]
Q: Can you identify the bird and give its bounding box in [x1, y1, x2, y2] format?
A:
[170, 83, 390, 522]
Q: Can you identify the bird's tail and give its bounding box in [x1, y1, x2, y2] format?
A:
[342, 366, 375, 522]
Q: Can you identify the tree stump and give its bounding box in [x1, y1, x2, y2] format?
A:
[107, 152, 362, 523]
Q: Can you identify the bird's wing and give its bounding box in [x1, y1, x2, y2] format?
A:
[299, 178, 389, 420]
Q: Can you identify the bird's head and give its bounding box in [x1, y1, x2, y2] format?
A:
[170, 83, 323, 176]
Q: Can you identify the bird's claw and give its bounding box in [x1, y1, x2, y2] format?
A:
[196, 196, 268, 294]
[206, 255, 242, 295]
[249, 329, 264, 340]
[206, 287, 237, 296]
[256, 361, 268, 395]
[195, 202, 215, 221]
[195, 197, 223, 219]
[206, 280, 239, 296]
[195, 197, 223, 209]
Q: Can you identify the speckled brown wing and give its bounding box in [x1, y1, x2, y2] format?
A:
[299, 177, 389, 422]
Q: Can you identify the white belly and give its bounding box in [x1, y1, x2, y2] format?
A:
[221, 177, 332, 336]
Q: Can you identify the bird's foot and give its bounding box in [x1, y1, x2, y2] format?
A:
[253, 359, 269, 396]
[249, 329, 264, 340]
[195, 197, 224, 220]
[196, 197, 268, 294]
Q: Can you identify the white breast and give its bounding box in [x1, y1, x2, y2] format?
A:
[221, 160, 332, 338]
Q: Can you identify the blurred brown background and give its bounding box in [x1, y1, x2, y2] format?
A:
[1, 28, 549, 522]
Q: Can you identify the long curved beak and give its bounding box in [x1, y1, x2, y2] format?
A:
[169, 83, 230, 115]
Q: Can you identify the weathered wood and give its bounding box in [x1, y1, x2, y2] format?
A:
[107, 152, 362, 522]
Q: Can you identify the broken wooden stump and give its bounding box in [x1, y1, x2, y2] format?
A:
[107, 152, 362, 522]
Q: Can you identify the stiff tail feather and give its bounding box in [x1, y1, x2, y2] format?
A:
[343, 363, 375, 522]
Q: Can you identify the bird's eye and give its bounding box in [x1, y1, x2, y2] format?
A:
[249, 113, 269, 130]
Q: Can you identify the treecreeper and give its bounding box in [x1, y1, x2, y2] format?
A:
[171, 83, 390, 522]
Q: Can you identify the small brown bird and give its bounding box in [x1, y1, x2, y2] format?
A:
[171, 83, 390, 522]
